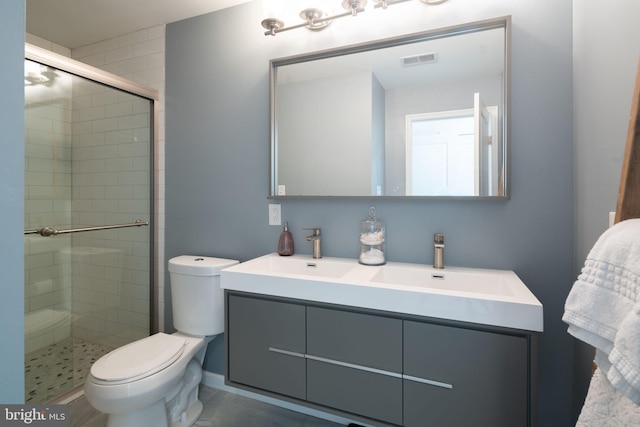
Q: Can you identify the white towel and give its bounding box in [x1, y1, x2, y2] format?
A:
[563, 218, 640, 405]
[608, 302, 640, 405]
[576, 366, 640, 426]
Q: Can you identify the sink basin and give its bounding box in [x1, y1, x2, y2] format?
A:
[221, 253, 543, 332]
[229, 254, 354, 279]
[370, 265, 514, 297]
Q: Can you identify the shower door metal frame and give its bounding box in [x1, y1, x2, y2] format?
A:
[25, 43, 160, 334]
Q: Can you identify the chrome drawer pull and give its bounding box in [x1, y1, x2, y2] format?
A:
[268, 347, 305, 358]
[305, 354, 402, 379]
[402, 374, 453, 389]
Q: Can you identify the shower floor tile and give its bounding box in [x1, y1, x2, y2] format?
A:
[25, 337, 113, 403]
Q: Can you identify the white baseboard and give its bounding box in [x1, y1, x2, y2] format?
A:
[201, 371, 370, 426]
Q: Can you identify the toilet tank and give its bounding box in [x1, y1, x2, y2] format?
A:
[168, 255, 239, 336]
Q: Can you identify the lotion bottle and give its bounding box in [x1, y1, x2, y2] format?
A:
[278, 221, 294, 256]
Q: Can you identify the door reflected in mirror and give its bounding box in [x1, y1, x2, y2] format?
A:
[271, 17, 510, 198]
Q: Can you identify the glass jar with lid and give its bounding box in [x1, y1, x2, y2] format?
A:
[359, 207, 385, 265]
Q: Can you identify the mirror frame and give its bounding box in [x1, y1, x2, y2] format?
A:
[269, 16, 511, 200]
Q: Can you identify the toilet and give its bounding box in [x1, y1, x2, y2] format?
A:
[84, 255, 238, 427]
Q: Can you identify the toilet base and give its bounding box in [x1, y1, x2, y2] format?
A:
[104, 398, 204, 427]
[167, 359, 204, 426]
[102, 358, 205, 427]
[170, 400, 203, 427]
[107, 399, 167, 427]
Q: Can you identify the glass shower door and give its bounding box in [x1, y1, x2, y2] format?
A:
[23, 59, 153, 403]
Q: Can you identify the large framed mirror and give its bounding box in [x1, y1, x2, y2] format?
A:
[269, 16, 510, 198]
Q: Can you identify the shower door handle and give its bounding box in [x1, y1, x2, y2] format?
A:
[24, 219, 149, 237]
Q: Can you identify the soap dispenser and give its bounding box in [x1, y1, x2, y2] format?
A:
[278, 221, 294, 256]
[359, 207, 385, 265]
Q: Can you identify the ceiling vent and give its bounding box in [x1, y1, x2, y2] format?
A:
[400, 52, 437, 67]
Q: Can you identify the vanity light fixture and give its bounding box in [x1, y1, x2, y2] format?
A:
[261, 0, 448, 36]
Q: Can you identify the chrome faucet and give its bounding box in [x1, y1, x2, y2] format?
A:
[433, 233, 444, 269]
[304, 228, 322, 259]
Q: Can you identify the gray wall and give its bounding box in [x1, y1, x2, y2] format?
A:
[574, 1, 640, 264]
[278, 71, 374, 196]
[0, 0, 25, 404]
[572, 0, 640, 420]
[166, 0, 575, 425]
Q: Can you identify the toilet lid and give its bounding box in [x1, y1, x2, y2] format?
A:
[91, 333, 185, 382]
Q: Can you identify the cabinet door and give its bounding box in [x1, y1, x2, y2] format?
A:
[404, 321, 528, 427]
[307, 307, 403, 425]
[227, 295, 306, 400]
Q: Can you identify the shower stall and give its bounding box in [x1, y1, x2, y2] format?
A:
[23, 45, 157, 403]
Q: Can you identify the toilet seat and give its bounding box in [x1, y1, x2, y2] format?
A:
[91, 333, 186, 384]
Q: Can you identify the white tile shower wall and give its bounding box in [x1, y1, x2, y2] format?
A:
[26, 33, 71, 58]
[69, 76, 152, 348]
[71, 25, 166, 333]
[26, 25, 165, 338]
[24, 72, 74, 353]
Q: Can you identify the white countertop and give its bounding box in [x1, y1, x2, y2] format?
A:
[221, 253, 543, 332]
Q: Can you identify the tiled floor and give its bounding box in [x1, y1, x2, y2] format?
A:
[69, 385, 345, 427]
[25, 338, 112, 403]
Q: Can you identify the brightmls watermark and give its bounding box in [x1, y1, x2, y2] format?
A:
[0, 405, 69, 426]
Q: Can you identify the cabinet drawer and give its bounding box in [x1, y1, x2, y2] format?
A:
[307, 359, 403, 425]
[403, 320, 528, 427]
[227, 295, 306, 399]
[307, 306, 402, 372]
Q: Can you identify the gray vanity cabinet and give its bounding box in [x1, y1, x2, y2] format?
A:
[403, 320, 528, 427]
[306, 307, 403, 425]
[225, 291, 535, 427]
[226, 294, 306, 400]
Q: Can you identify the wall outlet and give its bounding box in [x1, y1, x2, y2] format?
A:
[269, 204, 281, 226]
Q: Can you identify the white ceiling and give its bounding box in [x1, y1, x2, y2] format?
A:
[26, 0, 252, 49]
